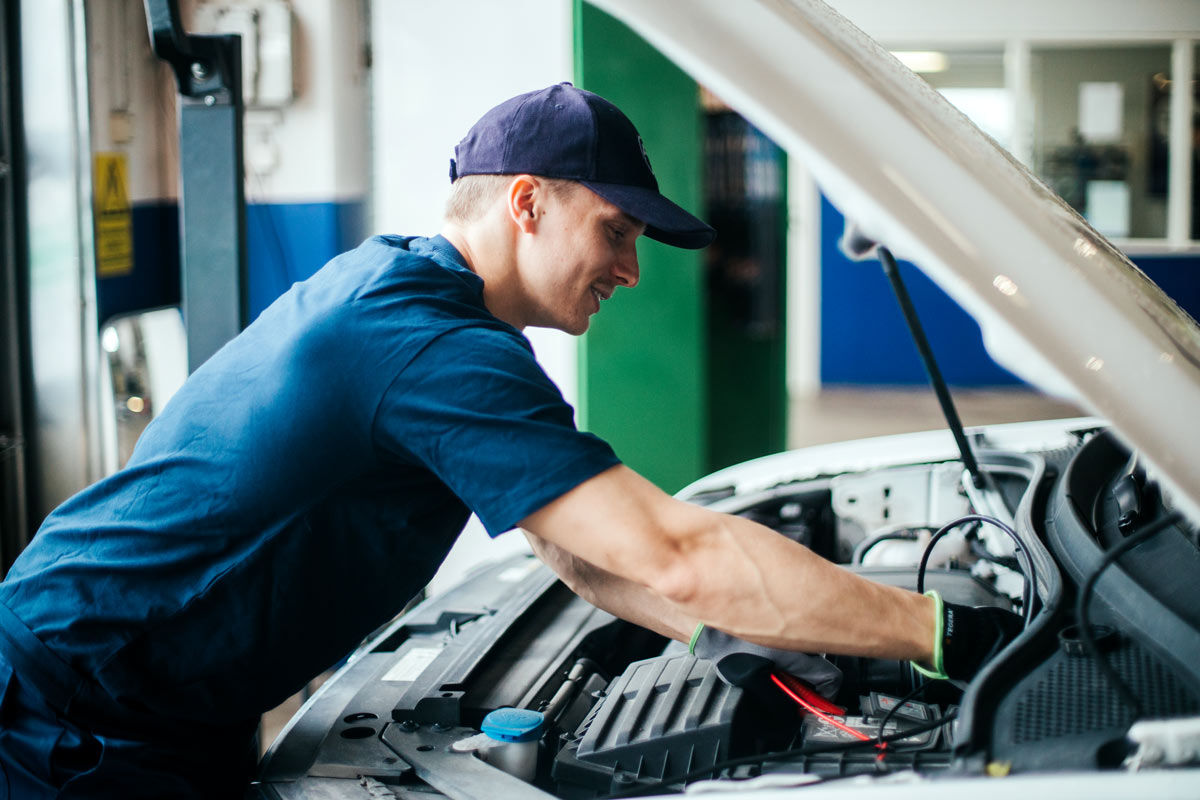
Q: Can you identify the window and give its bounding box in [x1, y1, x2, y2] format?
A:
[1030, 45, 1174, 239]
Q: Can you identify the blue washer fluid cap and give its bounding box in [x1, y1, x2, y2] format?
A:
[481, 708, 544, 743]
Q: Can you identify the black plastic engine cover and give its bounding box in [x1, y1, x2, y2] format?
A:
[990, 635, 1200, 771]
[552, 653, 742, 794]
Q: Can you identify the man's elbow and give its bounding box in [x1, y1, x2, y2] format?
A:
[640, 521, 716, 608]
[523, 530, 596, 596]
[648, 557, 704, 608]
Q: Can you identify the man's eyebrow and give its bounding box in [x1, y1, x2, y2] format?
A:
[616, 212, 646, 232]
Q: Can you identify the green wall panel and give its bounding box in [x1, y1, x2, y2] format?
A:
[575, 1, 707, 493]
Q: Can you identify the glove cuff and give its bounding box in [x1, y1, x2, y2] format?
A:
[911, 589, 949, 680]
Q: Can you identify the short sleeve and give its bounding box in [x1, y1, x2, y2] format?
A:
[372, 325, 620, 536]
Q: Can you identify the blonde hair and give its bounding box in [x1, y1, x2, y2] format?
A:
[443, 174, 576, 223]
[444, 175, 512, 223]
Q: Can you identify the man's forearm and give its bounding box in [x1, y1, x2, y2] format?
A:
[521, 465, 937, 664]
[521, 530, 695, 643]
[664, 508, 935, 661]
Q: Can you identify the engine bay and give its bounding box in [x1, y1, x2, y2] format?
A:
[254, 423, 1200, 799]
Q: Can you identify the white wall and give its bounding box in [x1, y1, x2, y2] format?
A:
[369, 2, 572, 233]
[239, 0, 369, 201]
[88, 0, 372, 205]
[370, 1, 578, 595]
[824, 0, 1200, 44]
[87, 0, 177, 203]
[24, 0, 102, 517]
[181, 0, 370, 203]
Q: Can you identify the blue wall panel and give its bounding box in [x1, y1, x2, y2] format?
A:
[246, 200, 365, 321]
[819, 198, 1200, 386]
[1133, 255, 1200, 322]
[98, 200, 365, 327]
[819, 196, 1020, 386]
[97, 201, 181, 325]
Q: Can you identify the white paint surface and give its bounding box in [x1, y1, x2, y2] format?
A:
[823, 0, 1200, 44]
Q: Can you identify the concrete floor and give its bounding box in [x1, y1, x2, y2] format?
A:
[259, 385, 1084, 757]
[788, 386, 1085, 448]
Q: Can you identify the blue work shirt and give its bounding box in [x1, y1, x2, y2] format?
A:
[0, 235, 619, 728]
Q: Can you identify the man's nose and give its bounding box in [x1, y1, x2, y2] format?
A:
[613, 245, 640, 288]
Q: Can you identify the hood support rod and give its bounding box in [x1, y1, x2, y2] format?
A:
[875, 246, 985, 489]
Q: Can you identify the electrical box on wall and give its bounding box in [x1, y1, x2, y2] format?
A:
[193, 0, 295, 108]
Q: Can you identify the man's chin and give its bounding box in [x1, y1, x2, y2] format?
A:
[533, 317, 589, 336]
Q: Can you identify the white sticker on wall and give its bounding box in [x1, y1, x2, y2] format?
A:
[382, 647, 443, 682]
[1079, 82, 1124, 142]
[1086, 180, 1131, 238]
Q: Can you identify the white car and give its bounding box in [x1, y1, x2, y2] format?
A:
[252, 1, 1200, 797]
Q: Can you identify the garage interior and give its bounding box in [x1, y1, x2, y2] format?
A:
[1, 0, 1197, 765]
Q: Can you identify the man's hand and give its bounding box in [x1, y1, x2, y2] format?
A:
[691, 624, 842, 698]
[913, 590, 1024, 681]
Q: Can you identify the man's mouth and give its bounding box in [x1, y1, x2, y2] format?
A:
[590, 287, 612, 309]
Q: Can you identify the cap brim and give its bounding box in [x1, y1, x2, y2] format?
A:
[582, 181, 716, 250]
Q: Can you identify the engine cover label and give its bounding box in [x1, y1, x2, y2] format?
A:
[382, 646, 443, 682]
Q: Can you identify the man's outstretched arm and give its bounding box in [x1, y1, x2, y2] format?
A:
[520, 528, 697, 643]
[519, 464, 936, 663]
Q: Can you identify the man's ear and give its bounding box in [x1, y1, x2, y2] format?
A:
[507, 175, 540, 234]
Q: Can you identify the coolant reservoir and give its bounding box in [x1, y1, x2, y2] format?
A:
[479, 708, 544, 781]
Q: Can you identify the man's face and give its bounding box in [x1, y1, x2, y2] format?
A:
[515, 182, 644, 335]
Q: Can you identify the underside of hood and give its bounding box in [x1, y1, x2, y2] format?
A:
[590, 0, 1200, 523]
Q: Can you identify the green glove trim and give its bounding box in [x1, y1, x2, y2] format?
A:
[689, 622, 706, 656]
[911, 589, 949, 681]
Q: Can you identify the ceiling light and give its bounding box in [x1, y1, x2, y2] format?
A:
[892, 51, 949, 73]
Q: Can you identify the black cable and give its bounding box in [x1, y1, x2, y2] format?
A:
[600, 711, 956, 799]
[1075, 511, 1182, 719]
[852, 527, 928, 564]
[916, 514, 1038, 627]
[875, 681, 931, 751]
[968, 536, 1019, 570]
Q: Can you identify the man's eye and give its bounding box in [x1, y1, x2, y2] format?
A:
[609, 226, 625, 242]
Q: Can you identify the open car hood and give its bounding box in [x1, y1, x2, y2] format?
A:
[590, 0, 1200, 522]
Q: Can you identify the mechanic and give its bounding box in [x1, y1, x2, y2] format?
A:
[0, 83, 1018, 798]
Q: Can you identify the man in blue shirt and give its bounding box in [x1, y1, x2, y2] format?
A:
[0, 84, 1013, 797]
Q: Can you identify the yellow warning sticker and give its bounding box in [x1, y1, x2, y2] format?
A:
[94, 152, 134, 277]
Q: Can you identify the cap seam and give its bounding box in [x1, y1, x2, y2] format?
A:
[501, 93, 539, 173]
[586, 94, 599, 181]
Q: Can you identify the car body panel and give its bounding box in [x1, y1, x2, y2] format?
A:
[678, 417, 1103, 499]
[588, 0, 1200, 524]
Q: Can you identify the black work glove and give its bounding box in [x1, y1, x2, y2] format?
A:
[912, 590, 1024, 681]
[690, 624, 843, 698]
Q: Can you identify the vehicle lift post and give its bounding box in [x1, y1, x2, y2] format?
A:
[144, 0, 247, 373]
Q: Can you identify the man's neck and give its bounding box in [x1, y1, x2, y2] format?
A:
[438, 223, 478, 273]
[439, 221, 526, 330]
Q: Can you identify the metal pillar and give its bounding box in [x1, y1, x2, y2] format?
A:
[1167, 40, 1194, 247]
[0, 0, 30, 573]
[145, 0, 246, 372]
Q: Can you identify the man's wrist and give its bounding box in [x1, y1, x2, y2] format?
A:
[911, 589, 948, 680]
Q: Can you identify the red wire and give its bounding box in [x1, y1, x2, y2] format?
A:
[769, 672, 885, 750]
[774, 671, 846, 716]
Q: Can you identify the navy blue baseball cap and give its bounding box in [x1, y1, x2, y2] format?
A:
[450, 83, 716, 250]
